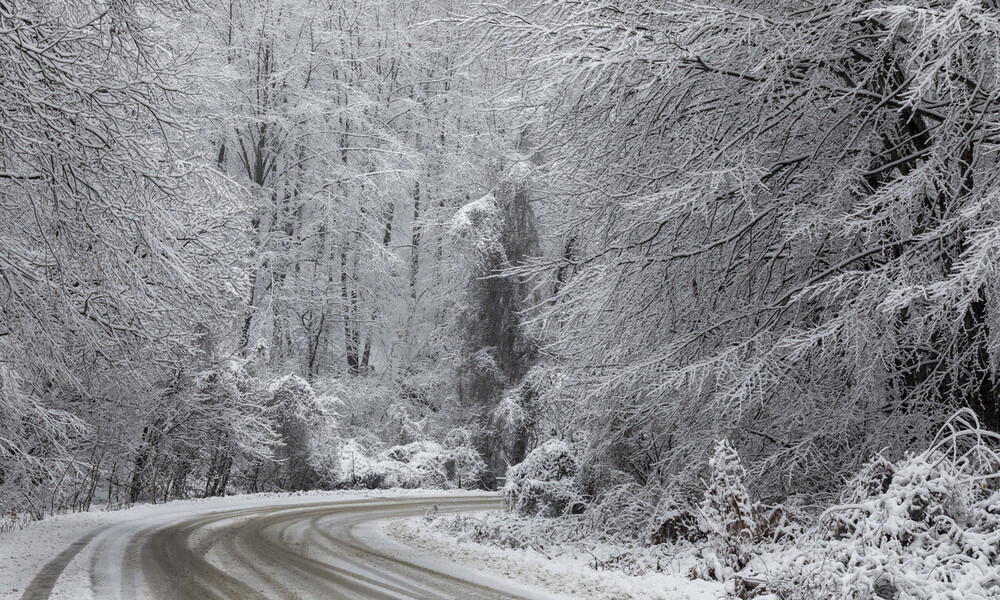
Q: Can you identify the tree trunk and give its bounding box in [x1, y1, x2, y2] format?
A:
[411, 181, 421, 299]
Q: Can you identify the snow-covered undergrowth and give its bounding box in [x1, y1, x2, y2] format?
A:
[336, 438, 485, 490]
[419, 509, 704, 578]
[416, 410, 1000, 600]
[387, 512, 724, 600]
[416, 439, 712, 590]
[502, 438, 584, 518]
[0, 509, 32, 535]
[750, 411, 1000, 600]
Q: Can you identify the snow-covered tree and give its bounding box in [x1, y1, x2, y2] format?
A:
[455, 161, 542, 484]
[485, 0, 1000, 496]
[0, 0, 250, 512]
[207, 0, 504, 386]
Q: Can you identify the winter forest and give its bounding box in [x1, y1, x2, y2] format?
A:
[4, 0, 1000, 598]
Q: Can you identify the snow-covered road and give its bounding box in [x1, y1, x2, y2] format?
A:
[11, 493, 563, 600]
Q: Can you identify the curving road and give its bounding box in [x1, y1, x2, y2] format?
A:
[21, 494, 538, 600]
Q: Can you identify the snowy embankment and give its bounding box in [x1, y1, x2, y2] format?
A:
[376, 514, 723, 600]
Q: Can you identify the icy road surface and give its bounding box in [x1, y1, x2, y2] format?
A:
[12, 493, 563, 600]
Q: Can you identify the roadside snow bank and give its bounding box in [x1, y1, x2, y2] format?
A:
[382, 512, 723, 600]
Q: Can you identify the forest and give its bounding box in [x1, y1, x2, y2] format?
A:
[2, 0, 1000, 597]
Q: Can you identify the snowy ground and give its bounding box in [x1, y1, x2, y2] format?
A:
[378, 512, 724, 600]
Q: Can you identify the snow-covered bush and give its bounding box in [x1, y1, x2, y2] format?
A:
[380, 441, 450, 488]
[324, 374, 443, 454]
[336, 439, 386, 489]
[486, 390, 534, 482]
[448, 192, 502, 259]
[492, 392, 532, 451]
[517, 365, 575, 442]
[760, 410, 1000, 600]
[0, 507, 33, 534]
[649, 491, 704, 545]
[442, 429, 489, 488]
[420, 501, 709, 579]
[697, 440, 762, 579]
[165, 354, 277, 500]
[585, 482, 657, 540]
[303, 391, 343, 487]
[503, 439, 585, 517]
[263, 375, 330, 491]
[383, 404, 426, 446]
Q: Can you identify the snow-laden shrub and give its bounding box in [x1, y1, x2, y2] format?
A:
[448, 192, 501, 259]
[265, 374, 331, 490]
[421, 502, 709, 579]
[442, 429, 490, 488]
[176, 355, 277, 499]
[492, 392, 531, 448]
[322, 375, 427, 450]
[380, 441, 449, 488]
[486, 390, 535, 483]
[337, 439, 387, 489]
[649, 491, 704, 545]
[518, 365, 574, 440]
[264, 377, 342, 492]
[442, 428, 474, 450]
[503, 438, 585, 517]
[763, 410, 1000, 600]
[304, 393, 343, 486]
[383, 404, 426, 446]
[698, 440, 762, 579]
[0, 507, 33, 534]
[585, 482, 657, 540]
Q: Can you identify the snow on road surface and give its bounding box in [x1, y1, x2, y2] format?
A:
[0, 491, 536, 600]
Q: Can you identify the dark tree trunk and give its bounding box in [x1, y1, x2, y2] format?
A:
[411, 181, 421, 299]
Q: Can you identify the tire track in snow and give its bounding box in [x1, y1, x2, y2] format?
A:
[20, 524, 113, 600]
[21, 494, 537, 600]
[139, 496, 513, 600]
